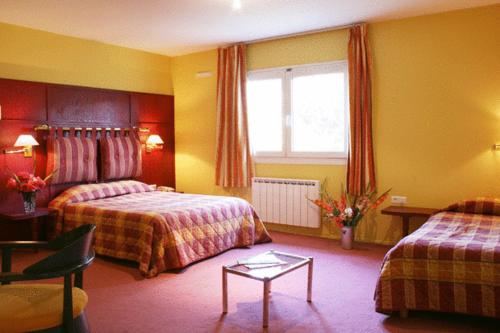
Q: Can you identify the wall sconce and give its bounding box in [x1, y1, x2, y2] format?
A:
[4, 134, 39, 157]
[494, 144, 500, 150]
[146, 134, 164, 153]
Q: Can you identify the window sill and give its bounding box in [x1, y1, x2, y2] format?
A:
[253, 156, 347, 165]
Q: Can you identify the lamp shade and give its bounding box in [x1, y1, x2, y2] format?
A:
[14, 134, 39, 147]
[146, 135, 164, 145]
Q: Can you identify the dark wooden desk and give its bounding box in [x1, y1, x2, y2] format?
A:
[0, 208, 52, 241]
[381, 206, 439, 237]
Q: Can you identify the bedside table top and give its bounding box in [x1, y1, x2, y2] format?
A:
[381, 205, 439, 217]
[0, 208, 52, 221]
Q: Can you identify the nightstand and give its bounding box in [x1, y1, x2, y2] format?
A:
[381, 206, 439, 237]
[0, 208, 53, 241]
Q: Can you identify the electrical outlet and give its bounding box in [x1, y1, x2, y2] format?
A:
[391, 196, 407, 205]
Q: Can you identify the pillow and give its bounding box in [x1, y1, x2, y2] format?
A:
[100, 135, 142, 180]
[47, 137, 98, 184]
[49, 180, 152, 208]
[48, 180, 152, 235]
[444, 197, 500, 216]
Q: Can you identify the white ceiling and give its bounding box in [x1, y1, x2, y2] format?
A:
[0, 0, 498, 56]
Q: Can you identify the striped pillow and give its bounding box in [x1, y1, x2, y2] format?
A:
[100, 135, 142, 180]
[445, 197, 500, 216]
[47, 137, 98, 184]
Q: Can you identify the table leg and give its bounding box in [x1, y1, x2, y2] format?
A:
[263, 279, 271, 328]
[1, 248, 12, 285]
[402, 216, 410, 237]
[307, 258, 313, 302]
[1, 248, 11, 273]
[31, 217, 39, 241]
[31, 217, 40, 253]
[222, 266, 228, 314]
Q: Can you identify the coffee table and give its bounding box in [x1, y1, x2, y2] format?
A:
[222, 250, 313, 328]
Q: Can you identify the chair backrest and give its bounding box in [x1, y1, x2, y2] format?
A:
[23, 224, 96, 276]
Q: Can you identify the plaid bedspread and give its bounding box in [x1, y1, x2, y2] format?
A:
[375, 211, 500, 318]
[49, 181, 271, 277]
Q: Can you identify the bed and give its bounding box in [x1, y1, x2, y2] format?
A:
[374, 198, 500, 318]
[49, 180, 271, 277]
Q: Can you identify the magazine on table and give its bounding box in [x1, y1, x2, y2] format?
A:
[238, 253, 287, 269]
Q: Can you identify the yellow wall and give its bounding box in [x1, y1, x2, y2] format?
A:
[172, 50, 222, 195]
[366, 6, 500, 243]
[172, 4, 500, 245]
[0, 22, 172, 94]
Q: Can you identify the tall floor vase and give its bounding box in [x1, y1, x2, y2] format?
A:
[341, 226, 354, 250]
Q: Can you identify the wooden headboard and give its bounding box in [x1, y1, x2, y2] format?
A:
[0, 78, 175, 213]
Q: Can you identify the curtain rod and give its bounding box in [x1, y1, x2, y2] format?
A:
[244, 22, 363, 45]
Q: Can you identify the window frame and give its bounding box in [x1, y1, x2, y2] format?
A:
[247, 60, 350, 165]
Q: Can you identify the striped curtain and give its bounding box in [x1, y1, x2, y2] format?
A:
[215, 44, 254, 187]
[346, 24, 376, 195]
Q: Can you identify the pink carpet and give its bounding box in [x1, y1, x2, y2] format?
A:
[10, 232, 498, 332]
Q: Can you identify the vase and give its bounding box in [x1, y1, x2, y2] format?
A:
[21, 191, 36, 214]
[341, 226, 354, 250]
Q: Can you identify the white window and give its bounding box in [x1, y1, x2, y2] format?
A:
[247, 61, 349, 165]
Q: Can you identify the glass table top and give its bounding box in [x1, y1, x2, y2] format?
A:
[225, 250, 311, 281]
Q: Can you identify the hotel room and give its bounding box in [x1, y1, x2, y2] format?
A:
[0, 1, 498, 332]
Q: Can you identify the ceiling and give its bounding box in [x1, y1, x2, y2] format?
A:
[0, 0, 498, 56]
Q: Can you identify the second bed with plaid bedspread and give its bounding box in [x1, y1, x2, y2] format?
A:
[375, 208, 500, 318]
[49, 181, 271, 277]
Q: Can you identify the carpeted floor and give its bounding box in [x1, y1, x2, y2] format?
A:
[10, 231, 498, 332]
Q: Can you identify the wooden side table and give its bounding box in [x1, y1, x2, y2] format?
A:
[381, 206, 439, 237]
[0, 208, 53, 241]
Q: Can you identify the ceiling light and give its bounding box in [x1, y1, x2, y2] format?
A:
[232, 0, 242, 10]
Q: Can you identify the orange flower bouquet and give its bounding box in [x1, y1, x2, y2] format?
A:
[311, 183, 391, 228]
[310, 183, 390, 249]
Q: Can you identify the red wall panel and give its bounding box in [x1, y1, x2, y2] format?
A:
[131, 93, 174, 124]
[136, 122, 175, 188]
[0, 78, 175, 217]
[47, 85, 130, 126]
[0, 78, 46, 121]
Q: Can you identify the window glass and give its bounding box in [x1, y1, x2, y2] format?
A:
[247, 78, 283, 153]
[291, 72, 345, 153]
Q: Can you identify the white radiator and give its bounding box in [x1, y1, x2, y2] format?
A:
[252, 177, 321, 228]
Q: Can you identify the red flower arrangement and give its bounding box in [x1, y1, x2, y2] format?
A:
[5, 162, 57, 214]
[6, 171, 49, 193]
[310, 183, 391, 228]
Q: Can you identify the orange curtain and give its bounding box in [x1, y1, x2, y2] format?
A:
[215, 44, 254, 187]
[346, 24, 376, 195]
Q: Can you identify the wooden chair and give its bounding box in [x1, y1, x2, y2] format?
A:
[0, 224, 96, 333]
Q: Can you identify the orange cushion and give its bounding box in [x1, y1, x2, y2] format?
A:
[445, 197, 500, 216]
[0, 284, 88, 333]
